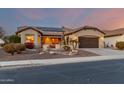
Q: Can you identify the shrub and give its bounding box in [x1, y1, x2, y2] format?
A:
[14, 43, 26, 54]
[3, 43, 15, 55]
[25, 42, 34, 49]
[3, 43, 26, 55]
[9, 35, 21, 43]
[116, 42, 124, 50]
[63, 45, 71, 51]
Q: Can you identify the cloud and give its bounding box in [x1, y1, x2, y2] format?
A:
[53, 9, 86, 27]
[16, 8, 124, 30]
[79, 9, 124, 30]
[16, 8, 87, 27]
[17, 9, 48, 20]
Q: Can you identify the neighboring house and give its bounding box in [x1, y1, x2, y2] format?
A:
[104, 28, 124, 48]
[64, 26, 105, 48]
[0, 38, 5, 45]
[16, 26, 63, 49]
[16, 26, 105, 49]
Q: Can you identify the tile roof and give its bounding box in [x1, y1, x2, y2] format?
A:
[104, 28, 124, 37]
[16, 26, 64, 36]
[64, 26, 105, 35]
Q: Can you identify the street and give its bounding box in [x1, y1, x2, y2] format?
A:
[0, 59, 124, 84]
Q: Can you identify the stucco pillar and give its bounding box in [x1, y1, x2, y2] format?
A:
[21, 33, 25, 44]
[34, 33, 38, 46]
[99, 36, 104, 48]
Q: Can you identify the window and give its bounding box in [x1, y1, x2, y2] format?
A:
[43, 37, 52, 44]
[51, 38, 59, 44]
[43, 37, 61, 44]
[25, 34, 34, 43]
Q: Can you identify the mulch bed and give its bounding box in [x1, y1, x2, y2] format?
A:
[0, 49, 99, 62]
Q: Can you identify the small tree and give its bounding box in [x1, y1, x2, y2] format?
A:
[116, 41, 124, 50]
[8, 35, 21, 43]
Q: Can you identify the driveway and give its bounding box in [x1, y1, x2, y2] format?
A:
[80, 48, 124, 56]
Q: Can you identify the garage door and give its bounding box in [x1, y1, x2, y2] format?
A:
[79, 37, 99, 48]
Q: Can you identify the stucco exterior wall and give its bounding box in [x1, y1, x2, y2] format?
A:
[17, 29, 41, 47]
[105, 35, 124, 47]
[66, 29, 104, 48]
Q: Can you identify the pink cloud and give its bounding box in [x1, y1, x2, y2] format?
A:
[49, 9, 87, 27]
[17, 9, 47, 20]
[80, 9, 124, 30]
[14, 13, 30, 26]
[16, 8, 124, 30]
[17, 8, 86, 27]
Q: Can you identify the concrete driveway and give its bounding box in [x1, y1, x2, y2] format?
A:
[81, 48, 124, 56]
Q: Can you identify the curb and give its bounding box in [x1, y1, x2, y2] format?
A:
[0, 55, 124, 67]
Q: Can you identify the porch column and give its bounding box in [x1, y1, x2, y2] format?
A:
[20, 33, 25, 44]
[34, 33, 38, 46]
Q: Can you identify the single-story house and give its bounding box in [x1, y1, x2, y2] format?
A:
[16, 26, 63, 49]
[16, 26, 106, 49]
[104, 28, 124, 47]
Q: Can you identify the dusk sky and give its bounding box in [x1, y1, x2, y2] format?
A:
[1, 8, 124, 35]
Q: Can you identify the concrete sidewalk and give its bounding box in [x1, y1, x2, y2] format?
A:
[0, 55, 124, 67]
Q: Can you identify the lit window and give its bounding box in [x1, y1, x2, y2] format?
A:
[44, 37, 52, 44]
[25, 34, 34, 43]
[43, 37, 60, 44]
[51, 38, 59, 44]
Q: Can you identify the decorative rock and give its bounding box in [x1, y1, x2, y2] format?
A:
[39, 52, 44, 55]
[69, 51, 73, 56]
[49, 51, 56, 55]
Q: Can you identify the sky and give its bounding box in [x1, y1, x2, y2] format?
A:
[0, 8, 124, 35]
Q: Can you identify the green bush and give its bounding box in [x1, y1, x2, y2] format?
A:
[9, 35, 21, 43]
[14, 43, 26, 54]
[116, 42, 124, 50]
[3, 43, 26, 55]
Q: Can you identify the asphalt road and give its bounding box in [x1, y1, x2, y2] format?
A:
[0, 59, 124, 84]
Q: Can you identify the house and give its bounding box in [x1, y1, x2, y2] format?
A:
[16, 26, 64, 49]
[104, 28, 124, 47]
[0, 38, 4, 45]
[16, 26, 105, 49]
[64, 26, 105, 48]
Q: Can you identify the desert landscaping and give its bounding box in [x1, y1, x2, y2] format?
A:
[0, 48, 98, 61]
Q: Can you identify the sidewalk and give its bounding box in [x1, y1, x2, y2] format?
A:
[0, 55, 124, 67]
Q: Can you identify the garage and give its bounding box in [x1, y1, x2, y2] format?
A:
[64, 26, 105, 48]
[79, 37, 99, 48]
